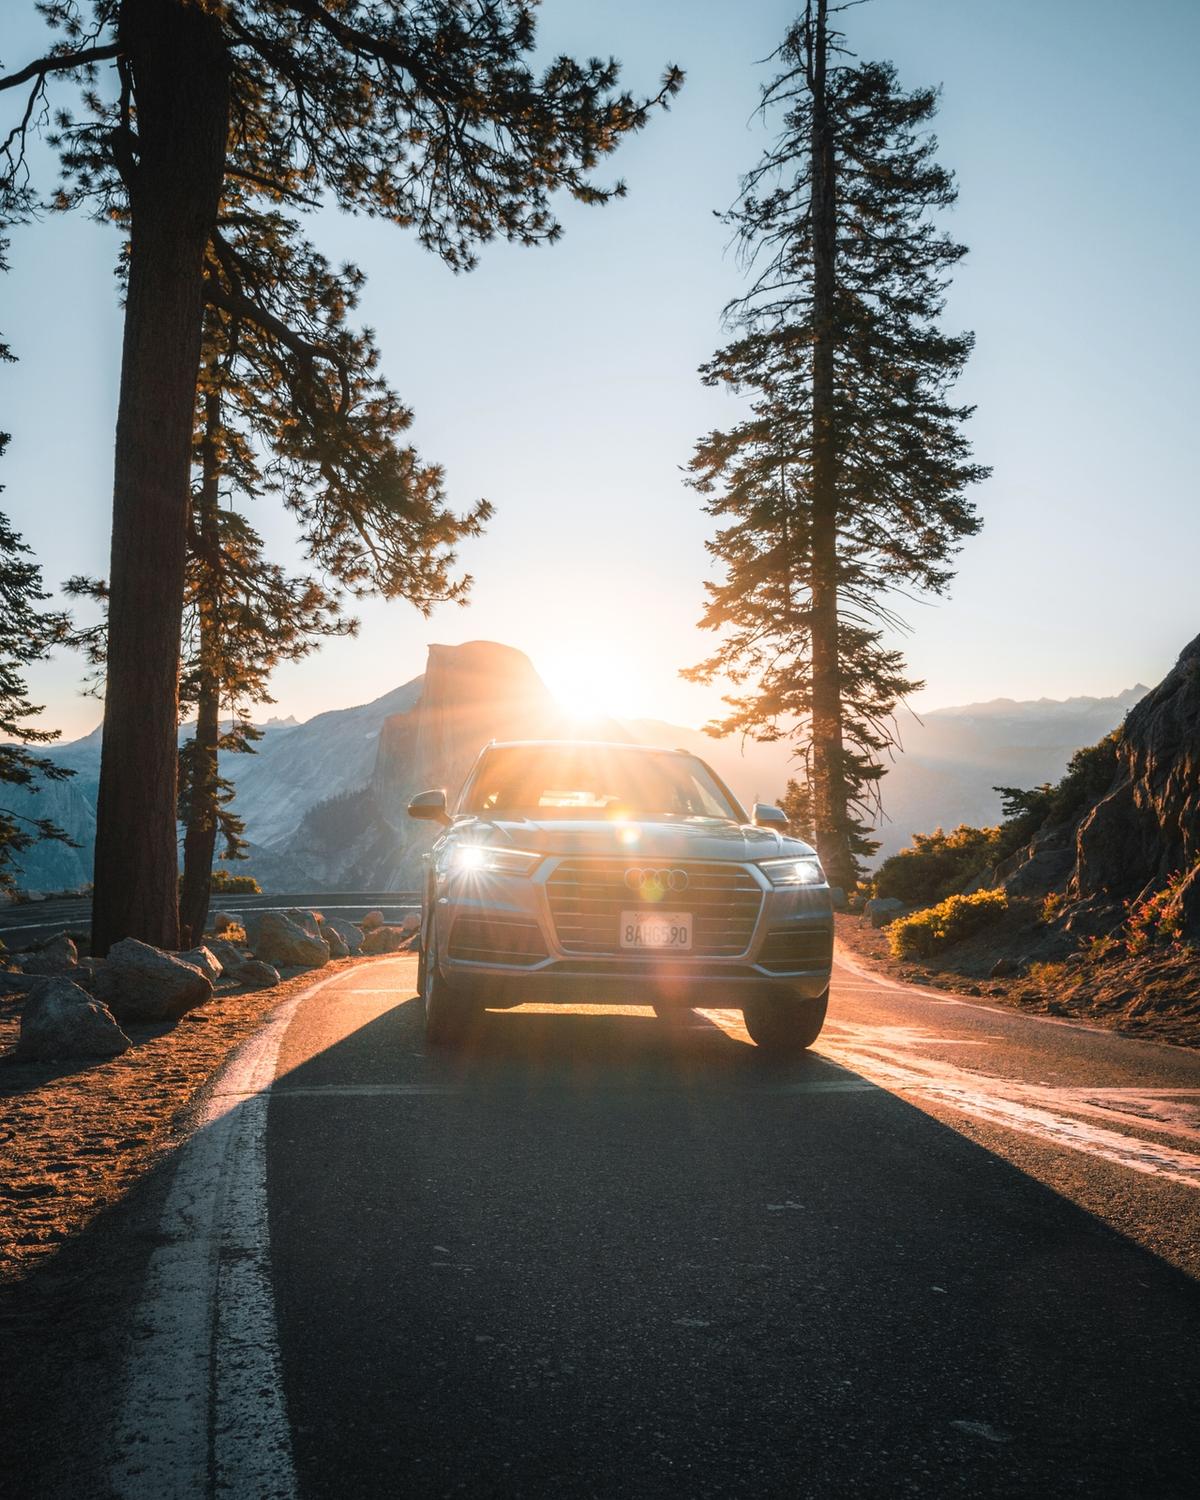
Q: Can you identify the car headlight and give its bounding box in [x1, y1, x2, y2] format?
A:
[757, 857, 826, 886]
[447, 844, 542, 878]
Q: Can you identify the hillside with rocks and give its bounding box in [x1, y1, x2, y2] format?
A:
[854, 635, 1200, 1044]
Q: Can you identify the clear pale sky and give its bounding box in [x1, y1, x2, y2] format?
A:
[3, 0, 1198, 741]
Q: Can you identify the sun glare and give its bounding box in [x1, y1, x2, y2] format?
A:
[541, 645, 648, 724]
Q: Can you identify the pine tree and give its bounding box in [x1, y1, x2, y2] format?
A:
[686, 0, 987, 890]
[2, 4, 682, 951]
[0, 269, 73, 889]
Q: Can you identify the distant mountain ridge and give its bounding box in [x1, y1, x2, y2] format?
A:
[6, 644, 1145, 889]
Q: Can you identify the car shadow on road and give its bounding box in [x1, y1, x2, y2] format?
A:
[4, 990, 1200, 1499]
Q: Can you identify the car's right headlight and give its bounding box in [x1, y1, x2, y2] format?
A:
[447, 844, 542, 878]
[757, 857, 826, 887]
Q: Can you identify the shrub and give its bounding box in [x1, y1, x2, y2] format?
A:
[1040, 891, 1067, 924]
[874, 825, 1003, 906]
[888, 888, 1009, 960]
[1126, 866, 1193, 954]
[210, 868, 261, 895]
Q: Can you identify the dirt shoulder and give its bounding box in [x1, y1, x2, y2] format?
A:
[835, 912, 1200, 1049]
[0, 955, 389, 1286]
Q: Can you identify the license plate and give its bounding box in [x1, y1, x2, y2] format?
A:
[619, 910, 693, 951]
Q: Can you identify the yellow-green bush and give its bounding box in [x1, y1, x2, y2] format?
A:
[888, 888, 1009, 960]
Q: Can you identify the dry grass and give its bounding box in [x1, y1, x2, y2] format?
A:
[0, 956, 369, 1285]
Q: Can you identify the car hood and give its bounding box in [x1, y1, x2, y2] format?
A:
[461, 816, 817, 864]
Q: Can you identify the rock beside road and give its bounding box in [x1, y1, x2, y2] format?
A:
[237, 958, 281, 988]
[179, 946, 223, 984]
[319, 921, 349, 959]
[360, 909, 385, 932]
[14, 933, 80, 978]
[361, 923, 416, 955]
[247, 911, 329, 968]
[13, 976, 130, 1061]
[863, 897, 906, 929]
[321, 917, 364, 956]
[93, 939, 214, 1022]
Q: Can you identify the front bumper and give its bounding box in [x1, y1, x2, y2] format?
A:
[430, 856, 834, 1006]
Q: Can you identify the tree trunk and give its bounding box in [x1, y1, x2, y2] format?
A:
[805, 0, 855, 893]
[178, 391, 223, 949]
[91, 0, 229, 954]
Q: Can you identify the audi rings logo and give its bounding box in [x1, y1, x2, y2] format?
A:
[625, 866, 689, 899]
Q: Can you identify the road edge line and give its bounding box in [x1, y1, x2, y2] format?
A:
[108, 965, 351, 1499]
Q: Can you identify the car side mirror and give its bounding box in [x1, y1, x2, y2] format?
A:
[408, 789, 451, 825]
[752, 802, 789, 831]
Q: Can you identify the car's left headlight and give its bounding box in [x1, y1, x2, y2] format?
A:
[757, 857, 826, 886]
[448, 844, 542, 878]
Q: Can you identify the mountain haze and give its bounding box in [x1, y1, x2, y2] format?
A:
[7, 642, 1142, 890]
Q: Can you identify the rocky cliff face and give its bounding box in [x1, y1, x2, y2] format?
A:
[279, 641, 561, 888]
[986, 636, 1200, 938]
[1073, 633, 1200, 932]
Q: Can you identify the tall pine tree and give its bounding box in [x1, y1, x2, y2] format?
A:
[686, 0, 987, 890]
[2, 3, 682, 951]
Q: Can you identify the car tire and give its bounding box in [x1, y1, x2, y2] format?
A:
[741, 988, 828, 1054]
[421, 917, 481, 1048]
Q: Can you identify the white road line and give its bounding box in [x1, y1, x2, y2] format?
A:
[108, 966, 351, 1499]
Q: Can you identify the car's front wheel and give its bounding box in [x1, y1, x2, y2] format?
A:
[421, 917, 482, 1048]
[741, 989, 828, 1055]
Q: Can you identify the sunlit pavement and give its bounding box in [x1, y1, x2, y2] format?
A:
[195, 950, 1197, 1500]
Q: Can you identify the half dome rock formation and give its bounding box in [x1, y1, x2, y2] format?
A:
[374, 640, 558, 806]
[283, 641, 562, 888]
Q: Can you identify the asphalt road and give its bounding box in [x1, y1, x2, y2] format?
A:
[206, 947, 1200, 1500]
[0, 891, 419, 949]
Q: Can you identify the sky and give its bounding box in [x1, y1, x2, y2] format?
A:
[2, 0, 1198, 742]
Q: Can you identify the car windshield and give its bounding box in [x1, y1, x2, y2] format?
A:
[459, 745, 745, 822]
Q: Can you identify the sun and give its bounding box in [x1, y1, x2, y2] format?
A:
[540, 644, 647, 724]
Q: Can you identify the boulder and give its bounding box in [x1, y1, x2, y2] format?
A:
[247, 911, 329, 968]
[13, 977, 130, 1061]
[208, 939, 251, 976]
[16, 933, 79, 977]
[0, 970, 30, 996]
[320, 917, 363, 955]
[179, 945, 223, 984]
[208, 910, 237, 935]
[361, 924, 413, 955]
[864, 897, 906, 929]
[360, 909, 385, 932]
[318, 921, 349, 959]
[95, 939, 214, 1022]
[990, 956, 1019, 979]
[237, 959, 280, 989]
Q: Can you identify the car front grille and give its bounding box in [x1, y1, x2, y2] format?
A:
[545, 859, 763, 957]
[448, 915, 548, 967]
[756, 924, 833, 974]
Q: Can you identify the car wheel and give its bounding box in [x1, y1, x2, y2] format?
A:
[422, 917, 481, 1048]
[741, 989, 828, 1054]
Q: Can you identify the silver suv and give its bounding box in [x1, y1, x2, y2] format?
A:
[409, 740, 833, 1054]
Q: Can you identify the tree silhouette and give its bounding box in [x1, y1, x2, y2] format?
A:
[0, 273, 73, 892]
[2, 2, 681, 950]
[686, 0, 986, 889]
